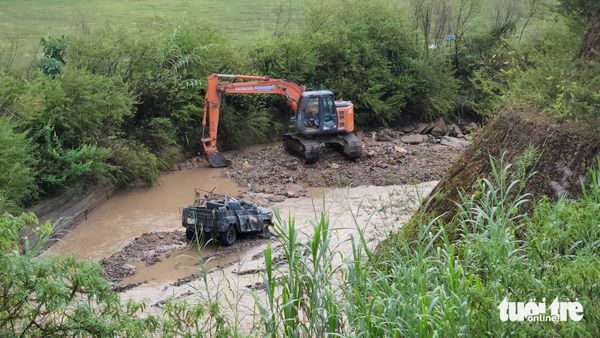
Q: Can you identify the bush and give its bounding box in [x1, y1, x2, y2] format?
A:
[32, 66, 134, 148]
[471, 23, 600, 118]
[69, 20, 243, 150]
[107, 138, 159, 187]
[0, 118, 36, 210]
[250, 0, 460, 126]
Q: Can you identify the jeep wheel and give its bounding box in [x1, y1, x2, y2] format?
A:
[219, 225, 237, 246]
[186, 228, 203, 242]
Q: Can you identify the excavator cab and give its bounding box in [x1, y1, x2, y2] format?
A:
[295, 91, 339, 136]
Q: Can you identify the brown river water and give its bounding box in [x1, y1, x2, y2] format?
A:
[48, 165, 240, 259]
[47, 158, 330, 288]
[47, 148, 437, 327]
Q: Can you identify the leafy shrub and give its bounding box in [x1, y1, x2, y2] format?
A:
[39, 35, 68, 77]
[106, 137, 159, 187]
[250, 0, 460, 126]
[32, 66, 134, 147]
[0, 118, 36, 211]
[69, 20, 242, 150]
[466, 3, 600, 119]
[30, 124, 114, 195]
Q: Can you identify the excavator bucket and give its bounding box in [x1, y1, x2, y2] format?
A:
[207, 151, 232, 168]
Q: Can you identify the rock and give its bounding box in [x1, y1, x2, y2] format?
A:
[330, 163, 341, 169]
[440, 136, 470, 148]
[448, 123, 464, 138]
[366, 150, 376, 157]
[394, 145, 408, 153]
[430, 117, 447, 137]
[464, 122, 479, 134]
[124, 264, 136, 273]
[268, 195, 286, 203]
[284, 183, 306, 198]
[415, 122, 431, 134]
[376, 128, 395, 142]
[242, 160, 252, 170]
[400, 124, 416, 133]
[400, 134, 428, 144]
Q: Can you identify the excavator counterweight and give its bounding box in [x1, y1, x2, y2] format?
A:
[200, 73, 362, 167]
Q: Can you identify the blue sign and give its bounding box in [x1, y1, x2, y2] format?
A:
[255, 85, 275, 91]
[447, 35, 456, 41]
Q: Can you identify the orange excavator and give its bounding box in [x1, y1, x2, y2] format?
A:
[201, 73, 363, 167]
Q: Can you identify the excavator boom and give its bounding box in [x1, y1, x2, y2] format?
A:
[201, 73, 305, 167]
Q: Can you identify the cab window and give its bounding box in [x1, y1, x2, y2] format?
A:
[302, 96, 320, 130]
[321, 96, 337, 130]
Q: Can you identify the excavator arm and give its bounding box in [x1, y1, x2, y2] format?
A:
[201, 73, 305, 167]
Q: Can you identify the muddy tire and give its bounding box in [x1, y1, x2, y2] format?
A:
[186, 228, 200, 241]
[219, 225, 237, 246]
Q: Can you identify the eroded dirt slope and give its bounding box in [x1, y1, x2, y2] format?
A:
[424, 106, 600, 220]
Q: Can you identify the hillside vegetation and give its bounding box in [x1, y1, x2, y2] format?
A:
[1, 0, 597, 210]
[0, 0, 599, 336]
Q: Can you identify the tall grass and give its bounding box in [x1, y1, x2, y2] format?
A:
[255, 155, 600, 336]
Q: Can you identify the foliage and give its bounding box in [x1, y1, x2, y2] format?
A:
[470, 23, 600, 118]
[0, 118, 36, 210]
[30, 124, 115, 195]
[557, 0, 600, 29]
[68, 20, 241, 149]
[20, 67, 136, 196]
[106, 137, 159, 187]
[251, 0, 460, 125]
[256, 155, 600, 336]
[0, 211, 154, 337]
[39, 35, 68, 77]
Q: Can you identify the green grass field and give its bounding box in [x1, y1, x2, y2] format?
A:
[0, 0, 306, 68]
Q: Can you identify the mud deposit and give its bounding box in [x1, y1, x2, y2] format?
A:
[101, 231, 188, 284]
[226, 136, 461, 196]
[101, 231, 271, 292]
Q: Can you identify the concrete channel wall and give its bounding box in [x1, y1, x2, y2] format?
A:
[28, 184, 118, 244]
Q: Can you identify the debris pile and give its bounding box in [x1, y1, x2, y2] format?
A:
[227, 119, 476, 197]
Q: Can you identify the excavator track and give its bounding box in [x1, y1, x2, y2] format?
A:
[283, 132, 363, 162]
[283, 133, 321, 163]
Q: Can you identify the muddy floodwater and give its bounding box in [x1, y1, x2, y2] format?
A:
[48, 164, 240, 261]
[47, 145, 440, 334]
[47, 158, 330, 289]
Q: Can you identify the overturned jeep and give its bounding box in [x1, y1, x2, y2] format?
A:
[182, 189, 273, 246]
